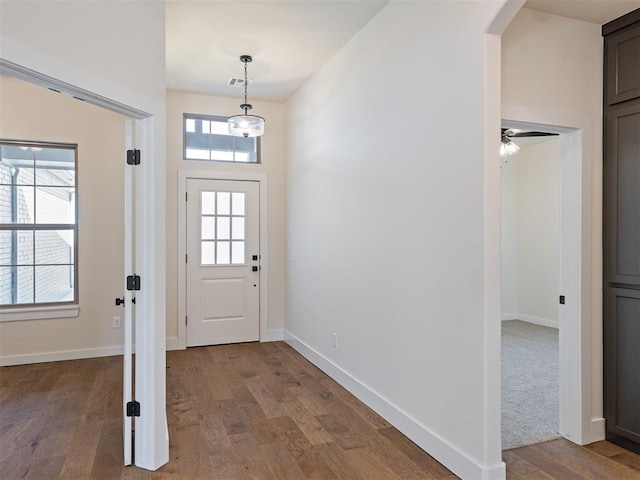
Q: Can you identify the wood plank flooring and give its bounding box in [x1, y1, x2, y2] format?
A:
[1, 341, 639, 479]
[505, 439, 640, 479]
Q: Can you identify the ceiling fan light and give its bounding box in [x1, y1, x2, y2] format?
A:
[506, 141, 520, 155]
[228, 114, 265, 138]
[500, 139, 520, 157]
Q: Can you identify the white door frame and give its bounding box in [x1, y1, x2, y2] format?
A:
[0, 37, 169, 471]
[177, 170, 268, 350]
[123, 120, 134, 466]
[502, 112, 604, 445]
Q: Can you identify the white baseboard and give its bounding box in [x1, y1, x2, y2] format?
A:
[166, 337, 179, 351]
[2, 336, 184, 365]
[502, 313, 558, 329]
[283, 330, 506, 480]
[265, 328, 283, 342]
[588, 417, 606, 444]
[0, 345, 123, 367]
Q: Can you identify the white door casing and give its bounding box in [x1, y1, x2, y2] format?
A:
[186, 178, 260, 346]
[123, 121, 134, 466]
[501, 117, 603, 445]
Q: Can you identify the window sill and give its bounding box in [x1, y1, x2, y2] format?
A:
[0, 304, 80, 322]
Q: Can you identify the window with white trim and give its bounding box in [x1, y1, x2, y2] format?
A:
[0, 140, 78, 307]
[183, 113, 260, 163]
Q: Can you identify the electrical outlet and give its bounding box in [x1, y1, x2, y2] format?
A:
[112, 316, 121, 329]
[332, 332, 338, 349]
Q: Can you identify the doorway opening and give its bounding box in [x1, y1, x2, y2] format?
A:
[500, 119, 585, 450]
[500, 124, 561, 449]
[0, 57, 169, 470]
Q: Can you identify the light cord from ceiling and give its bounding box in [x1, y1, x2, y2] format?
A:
[243, 59, 248, 113]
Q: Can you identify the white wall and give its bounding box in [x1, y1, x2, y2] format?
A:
[165, 91, 287, 344]
[502, 7, 604, 442]
[501, 140, 560, 326]
[0, 74, 126, 362]
[286, 1, 506, 478]
[0, 0, 167, 359]
[517, 140, 559, 324]
[0, 0, 165, 103]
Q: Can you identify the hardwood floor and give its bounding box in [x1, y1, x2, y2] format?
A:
[505, 439, 640, 479]
[1, 341, 639, 479]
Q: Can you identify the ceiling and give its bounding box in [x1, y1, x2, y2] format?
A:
[166, 0, 639, 103]
[524, 0, 640, 25]
[166, 1, 388, 103]
[510, 135, 559, 147]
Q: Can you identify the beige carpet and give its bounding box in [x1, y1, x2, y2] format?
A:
[502, 320, 560, 450]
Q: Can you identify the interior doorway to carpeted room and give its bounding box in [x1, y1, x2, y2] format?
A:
[500, 129, 561, 450]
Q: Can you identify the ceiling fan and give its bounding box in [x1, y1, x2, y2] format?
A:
[500, 128, 559, 157]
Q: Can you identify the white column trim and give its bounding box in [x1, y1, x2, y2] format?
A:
[0, 35, 169, 471]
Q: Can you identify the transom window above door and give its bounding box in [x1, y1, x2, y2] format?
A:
[200, 190, 246, 265]
[183, 114, 260, 163]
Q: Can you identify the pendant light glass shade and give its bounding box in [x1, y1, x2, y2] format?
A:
[228, 114, 265, 138]
[228, 55, 265, 138]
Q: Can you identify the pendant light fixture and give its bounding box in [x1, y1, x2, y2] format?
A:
[228, 55, 265, 138]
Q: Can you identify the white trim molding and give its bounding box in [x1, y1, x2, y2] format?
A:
[501, 314, 559, 329]
[266, 328, 283, 342]
[1, 336, 188, 366]
[0, 304, 80, 322]
[177, 170, 269, 350]
[166, 337, 180, 351]
[0, 345, 123, 367]
[588, 417, 606, 444]
[284, 330, 506, 480]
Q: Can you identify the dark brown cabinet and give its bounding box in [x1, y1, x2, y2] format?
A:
[605, 288, 640, 450]
[605, 102, 640, 286]
[603, 9, 640, 455]
[606, 22, 640, 105]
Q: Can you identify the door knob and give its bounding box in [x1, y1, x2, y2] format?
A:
[252, 266, 259, 272]
[115, 297, 125, 306]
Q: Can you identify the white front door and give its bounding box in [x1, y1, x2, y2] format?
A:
[186, 178, 260, 347]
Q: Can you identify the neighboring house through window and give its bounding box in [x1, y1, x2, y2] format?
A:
[183, 113, 260, 163]
[0, 140, 77, 307]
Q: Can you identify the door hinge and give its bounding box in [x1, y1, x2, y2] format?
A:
[126, 149, 141, 165]
[559, 295, 565, 305]
[185, 316, 188, 325]
[126, 400, 140, 417]
[126, 275, 141, 291]
[185, 254, 188, 264]
[185, 192, 188, 201]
